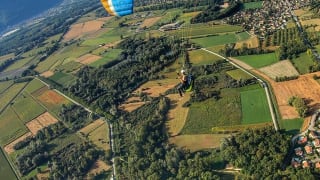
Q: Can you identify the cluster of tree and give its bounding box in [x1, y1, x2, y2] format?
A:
[310, 0, 320, 14]
[275, 75, 299, 82]
[115, 97, 223, 179]
[14, 122, 67, 175]
[0, 56, 22, 72]
[223, 45, 273, 57]
[49, 143, 101, 179]
[221, 127, 315, 178]
[288, 96, 308, 117]
[0, 0, 98, 56]
[59, 104, 97, 131]
[278, 40, 308, 60]
[69, 37, 181, 113]
[191, 0, 242, 23]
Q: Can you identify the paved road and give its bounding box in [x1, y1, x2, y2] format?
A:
[201, 48, 279, 131]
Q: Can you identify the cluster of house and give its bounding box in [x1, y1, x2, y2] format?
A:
[226, 0, 310, 37]
[292, 131, 320, 169]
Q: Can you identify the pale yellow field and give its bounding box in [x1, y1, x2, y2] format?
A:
[78, 119, 105, 135]
[259, 60, 299, 79]
[140, 17, 162, 28]
[169, 134, 229, 152]
[301, 19, 320, 31]
[166, 93, 190, 136]
[76, 54, 102, 65]
[235, 36, 259, 49]
[0, 53, 14, 62]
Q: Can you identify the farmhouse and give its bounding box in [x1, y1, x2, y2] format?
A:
[313, 138, 320, 148]
[302, 160, 311, 168]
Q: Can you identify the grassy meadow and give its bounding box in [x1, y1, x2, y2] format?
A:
[226, 69, 253, 80]
[49, 72, 76, 87]
[291, 51, 314, 74]
[189, 49, 223, 66]
[234, 52, 278, 68]
[0, 82, 28, 112]
[0, 148, 16, 180]
[191, 32, 250, 47]
[25, 79, 45, 94]
[90, 49, 122, 67]
[0, 80, 13, 94]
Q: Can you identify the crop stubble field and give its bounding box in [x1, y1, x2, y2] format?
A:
[259, 60, 299, 79]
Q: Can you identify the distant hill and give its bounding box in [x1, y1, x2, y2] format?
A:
[0, 0, 63, 33]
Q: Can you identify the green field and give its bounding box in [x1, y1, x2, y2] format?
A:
[0, 107, 28, 146]
[0, 148, 17, 180]
[234, 52, 278, 68]
[0, 53, 14, 62]
[12, 92, 46, 123]
[82, 28, 130, 46]
[49, 72, 76, 87]
[191, 32, 250, 47]
[182, 88, 242, 134]
[291, 51, 314, 74]
[54, 61, 83, 73]
[4, 57, 33, 72]
[25, 79, 45, 93]
[177, 11, 201, 25]
[168, 24, 243, 38]
[243, 1, 263, 9]
[156, 9, 182, 26]
[226, 69, 253, 81]
[189, 49, 223, 66]
[0, 82, 27, 112]
[50, 133, 83, 154]
[280, 118, 303, 133]
[240, 88, 272, 124]
[90, 49, 122, 67]
[0, 80, 13, 94]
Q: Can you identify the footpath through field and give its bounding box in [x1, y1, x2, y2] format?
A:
[201, 48, 279, 131]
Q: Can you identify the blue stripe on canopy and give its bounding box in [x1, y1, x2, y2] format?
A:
[111, 0, 133, 16]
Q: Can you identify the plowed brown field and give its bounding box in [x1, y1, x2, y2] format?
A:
[26, 112, 59, 135]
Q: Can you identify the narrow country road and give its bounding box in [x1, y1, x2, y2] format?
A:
[201, 48, 279, 131]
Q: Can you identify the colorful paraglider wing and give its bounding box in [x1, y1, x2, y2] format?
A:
[100, 0, 134, 16]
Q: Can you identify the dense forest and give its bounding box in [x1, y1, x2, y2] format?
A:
[69, 36, 182, 113]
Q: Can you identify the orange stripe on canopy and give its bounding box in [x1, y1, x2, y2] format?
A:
[100, 0, 115, 15]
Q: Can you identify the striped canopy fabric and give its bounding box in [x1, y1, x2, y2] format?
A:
[100, 0, 134, 16]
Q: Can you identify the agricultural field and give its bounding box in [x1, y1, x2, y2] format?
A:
[191, 32, 250, 47]
[134, 79, 177, 97]
[301, 18, 320, 31]
[156, 9, 182, 26]
[4, 132, 32, 154]
[0, 53, 14, 62]
[233, 52, 278, 68]
[87, 160, 111, 178]
[280, 118, 304, 133]
[0, 80, 13, 94]
[11, 92, 46, 123]
[235, 36, 259, 49]
[206, 45, 226, 53]
[76, 54, 102, 65]
[259, 60, 299, 79]
[0, 82, 27, 112]
[90, 49, 122, 67]
[226, 69, 253, 81]
[87, 122, 110, 152]
[78, 119, 105, 135]
[49, 72, 76, 87]
[166, 94, 190, 136]
[168, 24, 243, 38]
[177, 11, 201, 25]
[243, 1, 263, 9]
[49, 133, 83, 154]
[25, 112, 59, 135]
[140, 17, 162, 28]
[119, 96, 145, 113]
[54, 61, 83, 73]
[0, 107, 28, 146]
[182, 88, 242, 134]
[3, 57, 33, 72]
[291, 51, 315, 74]
[240, 88, 271, 124]
[169, 134, 229, 152]
[25, 79, 45, 93]
[63, 18, 111, 41]
[189, 49, 223, 66]
[81, 28, 128, 46]
[0, 149, 16, 180]
[253, 70, 320, 119]
[32, 86, 72, 116]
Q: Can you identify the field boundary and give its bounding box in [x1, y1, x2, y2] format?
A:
[201, 48, 279, 131]
[0, 147, 20, 179]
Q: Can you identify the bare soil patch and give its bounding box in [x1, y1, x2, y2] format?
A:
[78, 119, 105, 135]
[120, 101, 146, 113]
[166, 94, 190, 136]
[26, 112, 59, 135]
[140, 17, 162, 28]
[87, 160, 111, 178]
[169, 134, 229, 152]
[235, 36, 259, 49]
[40, 71, 54, 78]
[37, 88, 67, 104]
[76, 54, 102, 65]
[37, 169, 50, 180]
[63, 19, 108, 41]
[4, 132, 32, 154]
[259, 60, 299, 79]
[253, 70, 320, 119]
